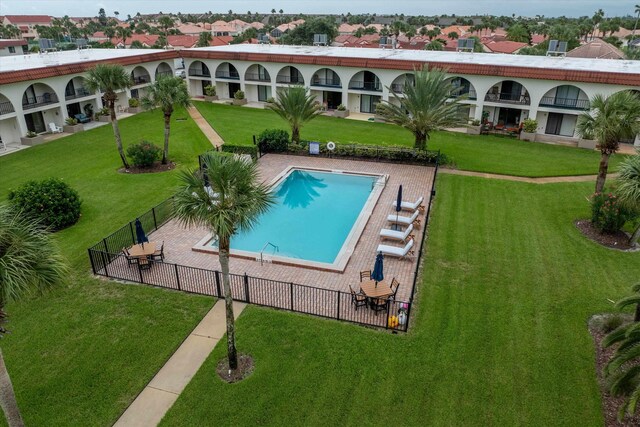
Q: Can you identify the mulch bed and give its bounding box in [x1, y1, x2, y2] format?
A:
[575, 220, 635, 251]
[216, 353, 254, 383]
[589, 315, 640, 426]
[118, 161, 175, 174]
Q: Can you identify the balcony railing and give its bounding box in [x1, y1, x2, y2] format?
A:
[22, 93, 59, 110]
[449, 89, 477, 100]
[348, 81, 382, 92]
[276, 75, 304, 84]
[188, 69, 211, 77]
[0, 101, 15, 115]
[215, 71, 240, 80]
[155, 70, 173, 79]
[245, 73, 271, 82]
[65, 87, 92, 100]
[310, 78, 342, 88]
[131, 75, 151, 85]
[484, 92, 530, 105]
[539, 96, 590, 110]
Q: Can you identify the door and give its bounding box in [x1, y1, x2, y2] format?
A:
[258, 85, 268, 102]
[360, 95, 380, 113]
[554, 85, 580, 108]
[66, 102, 81, 117]
[290, 68, 300, 84]
[500, 81, 523, 102]
[25, 112, 46, 133]
[545, 112, 563, 135]
[228, 83, 241, 98]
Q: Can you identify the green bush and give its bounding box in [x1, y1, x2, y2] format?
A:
[590, 192, 630, 233]
[337, 104, 347, 111]
[204, 85, 216, 96]
[234, 90, 245, 100]
[8, 178, 82, 231]
[65, 117, 78, 125]
[220, 144, 258, 160]
[522, 119, 538, 133]
[258, 129, 289, 153]
[128, 98, 140, 108]
[127, 141, 162, 168]
[285, 142, 446, 165]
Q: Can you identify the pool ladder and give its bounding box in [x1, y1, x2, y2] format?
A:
[258, 242, 279, 266]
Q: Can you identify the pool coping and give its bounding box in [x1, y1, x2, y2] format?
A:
[192, 165, 388, 272]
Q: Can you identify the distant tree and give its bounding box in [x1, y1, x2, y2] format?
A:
[632, 4, 640, 44]
[98, 7, 108, 27]
[506, 23, 531, 44]
[196, 31, 212, 47]
[115, 27, 132, 46]
[271, 8, 276, 14]
[104, 26, 116, 39]
[280, 17, 338, 45]
[623, 46, 640, 60]
[447, 31, 459, 40]
[279, 9, 284, 14]
[426, 28, 441, 40]
[130, 40, 145, 49]
[158, 16, 174, 34]
[425, 39, 444, 50]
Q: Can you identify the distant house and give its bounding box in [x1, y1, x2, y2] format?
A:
[211, 19, 254, 37]
[567, 39, 625, 60]
[483, 40, 528, 54]
[2, 15, 52, 40]
[0, 39, 28, 56]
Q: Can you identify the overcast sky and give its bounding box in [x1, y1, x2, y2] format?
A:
[0, 0, 636, 18]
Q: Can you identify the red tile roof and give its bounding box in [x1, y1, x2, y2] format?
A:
[210, 36, 233, 46]
[181, 49, 640, 86]
[0, 51, 178, 85]
[0, 39, 27, 48]
[483, 40, 528, 54]
[4, 15, 52, 24]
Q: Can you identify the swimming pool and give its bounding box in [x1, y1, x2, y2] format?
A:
[196, 167, 385, 270]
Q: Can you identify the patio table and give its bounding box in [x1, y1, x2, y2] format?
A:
[128, 242, 156, 259]
[360, 280, 393, 299]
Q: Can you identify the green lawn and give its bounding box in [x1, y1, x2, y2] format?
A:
[196, 102, 626, 178]
[0, 109, 214, 425]
[161, 176, 639, 426]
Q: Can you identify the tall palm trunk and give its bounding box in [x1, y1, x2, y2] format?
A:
[595, 152, 611, 193]
[291, 125, 300, 144]
[108, 100, 129, 169]
[162, 111, 172, 165]
[218, 236, 238, 370]
[0, 347, 24, 427]
[414, 132, 427, 151]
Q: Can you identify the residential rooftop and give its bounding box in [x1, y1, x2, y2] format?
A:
[187, 44, 640, 75]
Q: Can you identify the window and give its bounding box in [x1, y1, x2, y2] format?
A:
[8, 46, 15, 53]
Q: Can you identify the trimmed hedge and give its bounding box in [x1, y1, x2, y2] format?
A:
[258, 129, 289, 153]
[127, 141, 161, 168]
[220, 144, 258, 160]
[8, 178, 82, 231]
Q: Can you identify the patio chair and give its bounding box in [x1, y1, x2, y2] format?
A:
[359, 270, 371, 282]
[390, 278, 400, 299]
[370, 297, 388, 315]
[392, 196, 424, 213]
[380, 224, 414, 242]
[151, 241, 165, 262]
[122, 248, 138, 267]
[386, 210, 421, 227]
[376, 239, 415, 259]
[494, 120, 505, 131]
[74, 113, 91, 124]
[48, 122, 63, 133]
[349, 285, 368, 311]
[138, 256, 151, 270]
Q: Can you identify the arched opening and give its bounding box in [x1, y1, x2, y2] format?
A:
[155, 62, 173, 79]
[215, 62, 240, 80]
[540, 85, 589, 110]
[188, 61, 211, 77]
[65, 76, 91, 100]
[311, 68, 341, 88]
[22, 83, 61, 134]
[276, 66, 304, 85]
[22, 83, 59, 109]
[131, 66, 151, 86]
[0, 93, 16, 116]
[482, 80, 531, 130]
[448, 77, 477, 100]
[245, 64, 271, 82]
[484, 80, 530, 105]
[348, 70, 382, 92]
[309, 68, 342, 110]
[390, 73, 415, 94]
[0, 93, 19, 143]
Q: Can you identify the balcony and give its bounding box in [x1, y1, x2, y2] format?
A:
[131, 75, 151, 86]
[22, 93, 59, 110]
[215, 71, 240, 80]
[348, 81, 382, 92]
[245, 73, 271, 82]
[65, 87, 92, 100]
[188, 69, 211, 77]
[484, 92, 530, 105]
[276, 75, 304, 84]
[0, 101, 15, 116]
[539, 96, 590, 110]
[310, 78, 342, 88]
[449, 89, 477, 100]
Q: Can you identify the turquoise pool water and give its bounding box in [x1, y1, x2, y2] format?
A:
[210, 169, 378, 264]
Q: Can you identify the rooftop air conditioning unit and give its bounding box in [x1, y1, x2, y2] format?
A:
[313, 33, 328, 46]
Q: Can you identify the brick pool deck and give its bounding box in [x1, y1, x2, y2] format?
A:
[148, 154, 436, 302]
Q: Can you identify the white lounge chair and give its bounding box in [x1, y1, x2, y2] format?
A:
[48, 122, 63, 133]
[376, 239, 415, 258]
[387, 209, 421, 227]
[392, 196, 424, 212]
[380, 224, 414, 241]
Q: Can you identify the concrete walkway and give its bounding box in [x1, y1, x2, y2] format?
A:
[187, 105, 225, 148]
[114, 300, 246, 427]
[439, 168, 618, 184]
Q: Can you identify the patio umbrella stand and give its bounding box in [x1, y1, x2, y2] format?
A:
[135, 218, 149, 246]
[372, 252, 384, 287]
[394, 185, 403, 231]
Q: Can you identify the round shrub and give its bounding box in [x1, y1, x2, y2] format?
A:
[590, 192, 630, 233]
[128, 98, 140, 108]
[8, 178, 82, 231]
[127, 140, 162, 168]
[522, 119, 538, 133]
[258, 129, 289, 153]
[234, 90, 245, 100]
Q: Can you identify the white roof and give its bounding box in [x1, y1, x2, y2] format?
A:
[189, 44, 640, 75]
[0, 48, 168, 73]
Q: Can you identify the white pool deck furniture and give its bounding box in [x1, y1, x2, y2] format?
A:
[387, 209, 421, 227]
[380, 224, 414, 241]
[376, 239, 415, 258]
[392, 196, 424, 212]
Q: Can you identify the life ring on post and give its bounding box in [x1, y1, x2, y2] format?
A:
[326, 141, 336, 151]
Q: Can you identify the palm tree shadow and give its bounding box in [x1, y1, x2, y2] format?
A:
[276, 171, 327, 208]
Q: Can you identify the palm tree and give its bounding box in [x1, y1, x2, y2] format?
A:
[616, 149, 640, 244]
[268, 86, 322, 144]
[0, 204, 67, 426]
[632, 4, 640, 45]
[85, 64, 132, 168]
[141, 76, 191, 164]
[576, 91, 640, 193]
[615, 282, 640, 321]
[376, 67, 468, 150]
[173, 153, 274, 370]
[115, 26, 132, 47]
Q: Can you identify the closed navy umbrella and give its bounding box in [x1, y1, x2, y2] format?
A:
[135, 218, 148, 245]
[371, 252, 384, 287]
[395, 185, 403, 229]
